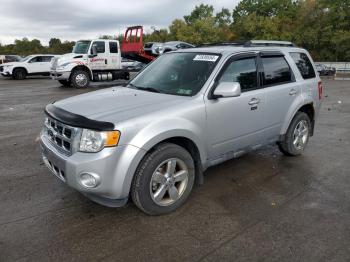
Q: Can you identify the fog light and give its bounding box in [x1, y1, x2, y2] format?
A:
[79, 172, 100, 188]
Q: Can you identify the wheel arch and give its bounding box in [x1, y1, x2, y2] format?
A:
[12, 66, 28, 74]
[70, 65, 93, 80]
[125, 131, 206, 196]
[147, 136, 204, 186]
[281, 101, 315, 137]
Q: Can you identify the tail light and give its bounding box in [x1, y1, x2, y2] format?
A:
[318, 81, 323, 100]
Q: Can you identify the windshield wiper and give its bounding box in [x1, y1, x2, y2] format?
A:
[128, 84, 160, 93]
[136, 87, 160, 93]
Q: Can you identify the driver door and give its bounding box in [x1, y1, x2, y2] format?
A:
[89, 41, 108, 70]
[205, 53, 266, 159]
[28, 56, 44, 73]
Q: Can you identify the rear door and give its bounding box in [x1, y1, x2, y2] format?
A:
[205, 53, 267, 159]
[259, 51, 299, 141]
[41, 56, 54, 72]
[107, 41, 121, 70]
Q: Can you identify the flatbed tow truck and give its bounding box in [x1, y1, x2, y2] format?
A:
[50, 26, 156, 88]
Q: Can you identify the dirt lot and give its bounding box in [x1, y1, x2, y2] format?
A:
[0, 77, 349, 261]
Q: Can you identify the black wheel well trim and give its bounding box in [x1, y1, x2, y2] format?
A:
[147, 137, 204, 186]
[71, 65, 92, 79]
[279, 103, 315, 141]
[297, 103, 315, 136]
[45, 103, 115, 131]
[13, 67, 28, 74]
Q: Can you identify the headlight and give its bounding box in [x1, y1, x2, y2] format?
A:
[56, 62, 70, 70]
[79, 129, 120, 152]
[3, 65, 13, 68]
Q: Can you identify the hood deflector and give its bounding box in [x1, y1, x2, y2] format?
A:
[45, 104, 115, 131]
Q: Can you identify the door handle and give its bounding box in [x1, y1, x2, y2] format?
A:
[248, 98, 260, 105]
[289, 89, 297, 95]
[105, 59, 108, 65]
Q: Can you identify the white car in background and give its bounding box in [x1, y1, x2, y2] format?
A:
[0, 54, 58, 79]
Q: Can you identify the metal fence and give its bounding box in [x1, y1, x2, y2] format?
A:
[315, 62, 350, 80]
[316, 62, 350, 70]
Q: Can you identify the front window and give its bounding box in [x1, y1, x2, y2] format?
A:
[218, 57, 258, 91]
[21, 55, 34, 62]
[129, 52, 220, 96]
[72, 41, 91, 54]
[29, 56, 43, 63]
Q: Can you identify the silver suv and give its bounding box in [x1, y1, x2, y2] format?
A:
[40, 41, 323, 215]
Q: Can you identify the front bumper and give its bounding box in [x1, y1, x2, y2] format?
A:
[40, 132, 146, 206]
[50, 70, 71, 80]
[1, 69, 12, 76]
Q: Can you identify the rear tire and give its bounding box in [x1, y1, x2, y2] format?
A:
[12, 68, 27, 80]
[131, 143, 195, 215]
[70, 70, 90, 88]
[278, 112, 311, 156]
[58, 80, 71, 87]
[124, 72, 130, 80]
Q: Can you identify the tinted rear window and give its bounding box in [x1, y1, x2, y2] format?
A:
[42, 56, 53, 62]
[261, 56, 292, 86]
[109, 42, 118, 53]
[290, 52, 316, 79]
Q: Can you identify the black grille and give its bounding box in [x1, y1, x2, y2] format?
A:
[45, 117, 75, 155]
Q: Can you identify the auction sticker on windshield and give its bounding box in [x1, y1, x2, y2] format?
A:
[193, 54, 219, 62]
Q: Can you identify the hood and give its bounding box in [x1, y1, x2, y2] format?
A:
[56, 53, 86, 64]
[1, 61, 21, 66]
[54, 87, 189, 124]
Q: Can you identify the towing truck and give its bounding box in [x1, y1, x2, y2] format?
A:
[51, 26, 157, 88]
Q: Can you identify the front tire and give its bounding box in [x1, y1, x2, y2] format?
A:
[278, 112, 311, 156]
[58, 80, 71, 87]
[12, 68, 27, 80]
[131, 143, 195, 215]
[71, 70, 90, 88]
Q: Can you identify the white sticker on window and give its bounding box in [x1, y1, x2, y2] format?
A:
[193, 54, 219, 62]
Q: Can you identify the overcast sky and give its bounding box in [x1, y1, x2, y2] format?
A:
[0, 0, 240, 45]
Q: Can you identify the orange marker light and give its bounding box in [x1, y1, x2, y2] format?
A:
[104, 131, 121, 147]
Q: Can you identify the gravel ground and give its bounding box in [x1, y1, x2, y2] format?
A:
[0, 76, 349, 262]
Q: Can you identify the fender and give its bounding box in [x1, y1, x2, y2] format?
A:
[128, 117, 208, 166]
[117, 118, 207, 198]
[280, 94, 314, 135]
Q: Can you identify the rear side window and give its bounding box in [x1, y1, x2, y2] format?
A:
[261, 56, 292, 86]
[42, 56, 53, 62]
[290, 52, 316, 79]
[218, 57, 258, 91]
[109, 42, 118, 53]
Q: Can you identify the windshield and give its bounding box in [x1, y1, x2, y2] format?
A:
[129, 52, 220, 96]
[72, 41, 91, 54]
[21, 55, 34, 62]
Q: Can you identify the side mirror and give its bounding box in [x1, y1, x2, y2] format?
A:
[212, 82, 241, 99]
[90, 46, 98, 57]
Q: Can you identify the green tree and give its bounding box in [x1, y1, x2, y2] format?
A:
[49, 38, 62, 48]
[99, 35, 117, 40]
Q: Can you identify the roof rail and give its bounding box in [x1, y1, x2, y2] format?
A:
[245, 40, 296, 47]
[197, 40, 296, 48]
[199, 41, 247, 47]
